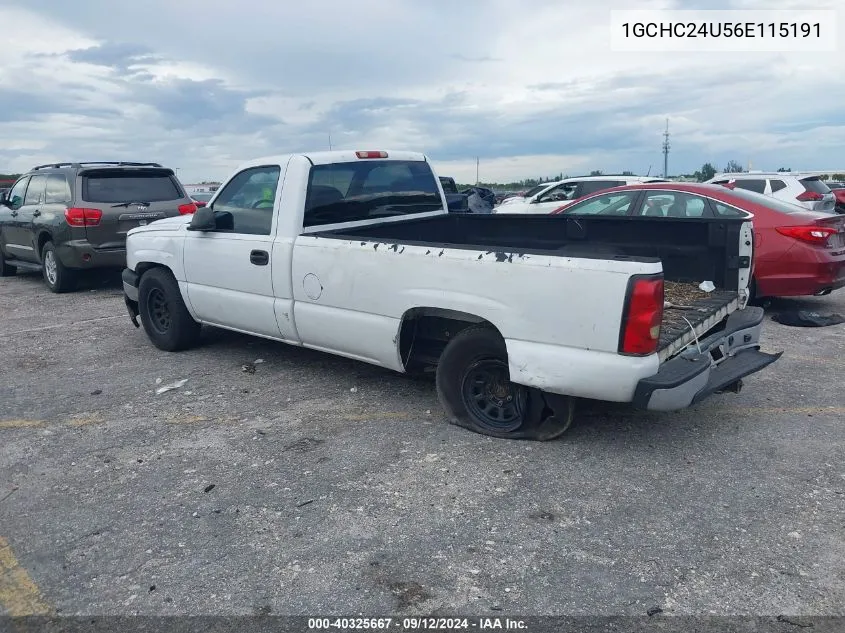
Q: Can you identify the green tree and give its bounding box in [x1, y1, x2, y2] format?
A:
[589, 170, 603, 176]
[832, 173, 845, 181]
[724, 160, 744, 173]
[694, 162, 717, 182]
[777, 167, 791, 172]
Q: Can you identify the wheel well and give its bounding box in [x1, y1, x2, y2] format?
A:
[36, 231, 52, 255]
[398, 307, 501, 372]
[135, 262, 168, 279]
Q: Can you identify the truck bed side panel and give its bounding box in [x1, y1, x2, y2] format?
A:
[290, 236, 661, 373]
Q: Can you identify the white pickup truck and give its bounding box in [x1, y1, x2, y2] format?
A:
[122, 150, 780, 440]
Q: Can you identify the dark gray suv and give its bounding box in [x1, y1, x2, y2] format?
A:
[0, 162, 196, 292]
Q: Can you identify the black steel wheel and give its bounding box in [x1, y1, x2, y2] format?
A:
[137, 267, 201, 351]
[461, 357, 529, 433]
[436, 325, 575, 440]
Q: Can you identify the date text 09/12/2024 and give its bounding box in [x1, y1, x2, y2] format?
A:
[307, 617, 528, 630]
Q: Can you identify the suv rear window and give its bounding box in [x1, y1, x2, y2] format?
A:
[800, 177, 831, 194]
[304, 160, 443, 227]
[81, 170, 182, 203]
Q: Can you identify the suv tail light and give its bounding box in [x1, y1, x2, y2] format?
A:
[65, 207, 102, 226]
[796, 191, 823, 202]
[619, 274, 664, 356]
[178, 203, 197, 215]
[776, 225, 837, 246]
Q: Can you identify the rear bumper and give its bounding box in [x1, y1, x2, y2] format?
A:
[757, 263, 845, 296]
[633, 306, 781, 411]
[57, 240, 126, 269]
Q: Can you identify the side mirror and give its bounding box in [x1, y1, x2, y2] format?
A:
[187, 206, 216, 231]
[0, 192, 7, 207]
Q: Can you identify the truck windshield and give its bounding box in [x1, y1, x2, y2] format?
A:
[304, 160, 443, 227]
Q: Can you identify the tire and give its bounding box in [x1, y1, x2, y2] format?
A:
[138, 267, 201, 351]
[435, 325, 575, 440]
[41, 241, 76, 293]
[0, 247, 16, 277]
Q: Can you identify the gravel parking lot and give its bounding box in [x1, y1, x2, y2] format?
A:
[1, 270, 844, 618]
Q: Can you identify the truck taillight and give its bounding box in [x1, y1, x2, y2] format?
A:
[796, 191, 823, 202]
[355, 151, 388, 159]
[65, 207, 102, 226]
[619, 275, 664, 356]
[178, 203, 197, 215]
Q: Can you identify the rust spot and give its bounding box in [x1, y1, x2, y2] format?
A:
[360, 241, 366, 246]
[399, 246, 405, 253]
[477, 254, 483, 260]
[438, 250, 444, 257]
[373, 243, 379, 250]
[389, 244, 398, 252]
[425, 250, 431, 255]
[495, 252, 513, 263]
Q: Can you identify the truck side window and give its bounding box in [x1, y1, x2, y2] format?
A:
[211, 166, 281, 235]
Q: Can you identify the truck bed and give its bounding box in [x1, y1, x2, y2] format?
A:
[662, 282, 739, 360]
[318, 213, 749, 360]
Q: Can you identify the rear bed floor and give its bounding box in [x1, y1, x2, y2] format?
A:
[660, 282, 739, 360]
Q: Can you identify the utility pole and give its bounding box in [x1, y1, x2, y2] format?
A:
[476, 157, 479, 185]
[662, 119, 670, 179]
[328, 133, 332, 151]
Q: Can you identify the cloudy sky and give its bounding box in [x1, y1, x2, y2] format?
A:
[1, 0, 843, 184]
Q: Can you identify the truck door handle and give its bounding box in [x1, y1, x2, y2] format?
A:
[32, 210, 41, 217]
[10, 211, 18, 217]
[250, 250, 269, 266]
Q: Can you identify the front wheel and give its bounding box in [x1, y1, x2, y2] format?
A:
[435, 326, 575, 440]
[138, 268, 201, 351]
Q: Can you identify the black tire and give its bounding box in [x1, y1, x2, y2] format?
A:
[138, 267, 201, 351]
[0, 247, 16, 277]
[435, 325, 575, 440]
[41, 241, 76, 293]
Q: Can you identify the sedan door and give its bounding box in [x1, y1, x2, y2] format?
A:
[183, 165, 284, 339]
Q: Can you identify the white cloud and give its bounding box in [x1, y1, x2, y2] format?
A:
[0, 0, 844, 183]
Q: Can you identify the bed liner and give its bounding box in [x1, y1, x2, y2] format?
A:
[660, 281, 739, 361]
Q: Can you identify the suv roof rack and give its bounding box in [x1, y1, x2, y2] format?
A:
[31, 161, 164, 170]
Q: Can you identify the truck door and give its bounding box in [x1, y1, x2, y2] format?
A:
[183, 165, 283, 339]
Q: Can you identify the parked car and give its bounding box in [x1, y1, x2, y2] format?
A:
[494, 176, 667, 214]
[707, 172, 836, 213]
[122, 149, 777, 441]
[0, 161, 196, 292]
[825, 181, 845, 213]
[552, 182, 845, 299]
[191, 192, 214, 207]
[438, 176, 469, 213]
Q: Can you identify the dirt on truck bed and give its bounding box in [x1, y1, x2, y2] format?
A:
[659, 281, 739, 358]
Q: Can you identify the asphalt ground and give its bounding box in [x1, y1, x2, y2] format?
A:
[1, 269, 844, 619]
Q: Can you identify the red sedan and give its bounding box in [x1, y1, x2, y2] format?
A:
[550, 182, 845, 299]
